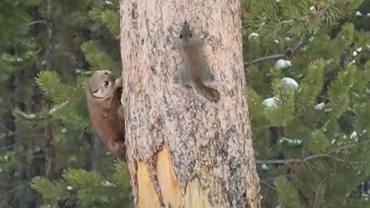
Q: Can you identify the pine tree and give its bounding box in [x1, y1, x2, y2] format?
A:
[243, 0, 370, 207]
[0, 0, 131, 207]
[3, 0, 370, 207]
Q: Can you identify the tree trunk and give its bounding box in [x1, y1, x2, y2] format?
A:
[119, 0, 261, 207]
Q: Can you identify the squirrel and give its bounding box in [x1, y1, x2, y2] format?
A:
[86, 70, 126, 160]
[174, 20, 220, 103]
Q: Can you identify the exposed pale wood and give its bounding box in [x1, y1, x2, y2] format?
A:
[183, 178, 213, 208]
[157, 149, 181, 207]
[136, 162, 161, 208]
[119, 0, 261, 207]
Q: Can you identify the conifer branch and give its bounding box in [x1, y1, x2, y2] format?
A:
[246, 37, 307, 66]
[247, 53, 286, 66]
[279, 0, 337, 25]
[256, 143, 358, 165]
[246, 0, 338, 66]
[27, 20, 47, 26]
[0, 185, 25, 202]
[0, 144, 16, 151]
[13, 102, 68, 121]
[0, 131, 15, 140]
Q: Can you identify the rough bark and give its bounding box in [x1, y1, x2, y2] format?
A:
[119, 0, 261, 207]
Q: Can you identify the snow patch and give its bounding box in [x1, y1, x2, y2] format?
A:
[248, 32, 259, 40]
[315, 102, 325, 110]
[281, 77, 299, 90]
[261, 163, 269, 171]
[279, 137, 303, 146]
[326, 58, 334, 64]
[102, 180, 115, 187]
[350, 131, 358, 142]
[49, 101, 68, 114]
[19, 112, 36, 119]
[262, 97, 281, 109]
[275, 59, 292, 69]
[353, 50, 358, 57]
[309, 6, 316, 13]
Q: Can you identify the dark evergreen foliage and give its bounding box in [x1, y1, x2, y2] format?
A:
[0, 0, 130, 207]
[1, 0, 370, 207]
[243, 0, 370, 207]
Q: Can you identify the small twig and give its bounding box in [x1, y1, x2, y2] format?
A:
[0, 144, 17, 151]
[75, 69, 93, 75]
[247, 54, 286, 66]
[292, 36, 307, 52]
[246, 37, 308, 66]
[312, 180, 325, 208]
[326, 143, 357, 154]
[261, 180, 275, 191]
[262, 174, 295, 183]
[256, 143, 359, 165]
[44, 126, 55, 179]
[0, 131, 15, 140]
[13, 102, 69, 121]
[0, 184, 24, 201]
[256, 158, 301, 165]
[27, 20, 47, 26]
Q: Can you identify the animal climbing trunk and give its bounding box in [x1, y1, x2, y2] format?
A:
[119, 0, 261, 207]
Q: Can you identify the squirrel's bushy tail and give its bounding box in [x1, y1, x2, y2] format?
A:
[192, 81, 220, 103]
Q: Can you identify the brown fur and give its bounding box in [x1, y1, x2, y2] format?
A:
[175, 21, 220, 103]
[86, 70, 126, 160]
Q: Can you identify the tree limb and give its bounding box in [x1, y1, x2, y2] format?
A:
[256, 143, 358, 165]
[246, 0, 337, 66]
[246, 36, 307, 66]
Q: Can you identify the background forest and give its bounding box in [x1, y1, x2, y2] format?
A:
[0, 0, 370, 207]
